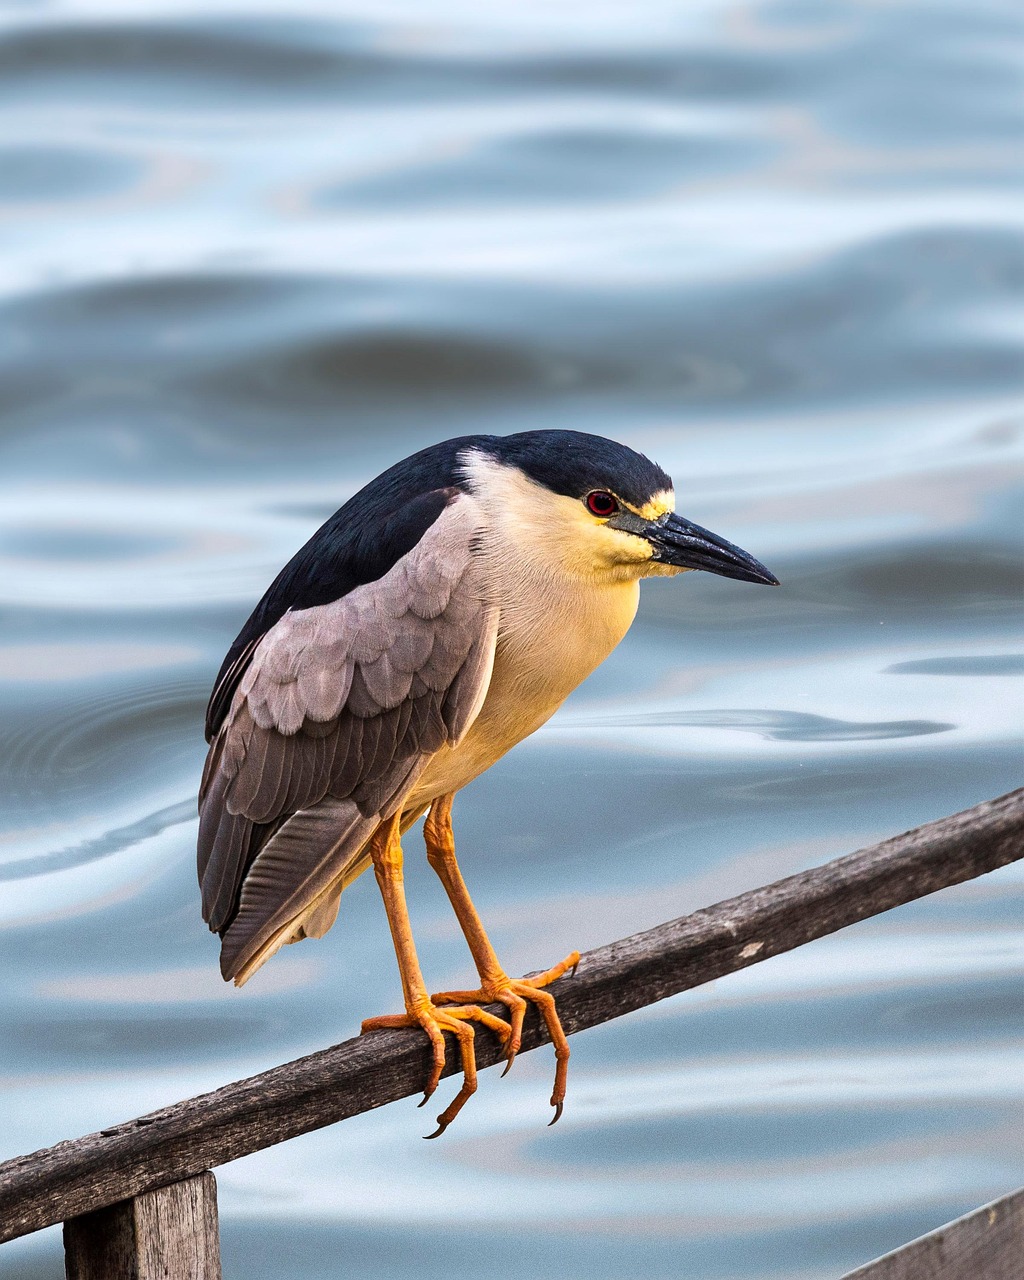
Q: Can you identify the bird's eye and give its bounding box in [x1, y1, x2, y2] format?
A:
[585, 491, 619, 518]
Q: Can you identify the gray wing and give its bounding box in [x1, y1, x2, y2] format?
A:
[198, 495, 498, 982]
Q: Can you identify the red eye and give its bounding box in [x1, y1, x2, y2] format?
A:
[585, 491, 619, 518]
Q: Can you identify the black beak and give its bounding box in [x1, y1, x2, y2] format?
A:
[611, 510, 779, 585]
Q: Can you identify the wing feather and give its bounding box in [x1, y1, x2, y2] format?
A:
[205, 636, 261, 744]
[388, 614, 434, 672]
[296, 659, 347, 723]
[359, 650, 411, 710]
[445, 633, 498, 744]
[198, 495, 498, 982]
[281, 729, 330, 814]
[224, 717, 272, 816]
[355, 713, 384, 782]
[343, 665, 382, 719]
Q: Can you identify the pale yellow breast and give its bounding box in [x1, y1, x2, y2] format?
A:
[410, 575, 639, 806]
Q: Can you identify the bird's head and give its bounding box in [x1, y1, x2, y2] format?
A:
[461, 430, 779, 588]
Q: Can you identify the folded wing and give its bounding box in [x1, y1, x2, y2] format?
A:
[198, 494, 497, 982]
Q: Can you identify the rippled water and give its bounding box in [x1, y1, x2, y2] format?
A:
[2, 1, 1022, 1276]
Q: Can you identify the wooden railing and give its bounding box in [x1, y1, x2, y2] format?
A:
[840, 1183, 1024, 1279]
[1, 788, 1022, 1278]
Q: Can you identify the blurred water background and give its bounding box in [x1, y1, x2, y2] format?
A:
[1, 0, 1023, 1276]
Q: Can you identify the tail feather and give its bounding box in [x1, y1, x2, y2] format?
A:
[219, 798, 378, 984]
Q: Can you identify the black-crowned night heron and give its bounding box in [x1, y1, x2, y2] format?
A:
[199, 431, 777, 1135]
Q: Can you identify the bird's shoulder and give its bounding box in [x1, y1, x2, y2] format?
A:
[205, 436, 497, 741]
[235, 493, 491, 739]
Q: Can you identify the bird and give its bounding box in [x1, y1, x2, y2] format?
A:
[198, 430, 778, 1136]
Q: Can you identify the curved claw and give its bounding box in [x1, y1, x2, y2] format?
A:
[429, 950, 578, 1127]
[423, 1064, 479, 1140]
[549, 1101, 564, 1127]
[363, 999, 512, 1137]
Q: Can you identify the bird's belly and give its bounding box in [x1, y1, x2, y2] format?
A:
[409, 673, 553, 804]
[408, 577, 640, 808]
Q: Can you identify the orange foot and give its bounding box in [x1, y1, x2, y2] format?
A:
[361, 999, 512, 1138]
[432, 950, 580, 1126]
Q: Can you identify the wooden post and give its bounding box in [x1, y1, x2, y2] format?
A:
[63, 1171, 221, 1280]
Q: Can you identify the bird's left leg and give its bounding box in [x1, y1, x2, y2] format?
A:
[424, 794, 580, 1125]
[360, 812, 513, 1137]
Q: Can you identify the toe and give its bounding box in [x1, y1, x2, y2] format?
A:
[521, 951, 581, 989]
[418, 1013, 448, 1103]
[431, 988, 480, 1004]
[498, 991, 527, 1073]
[360, 1012, 416, 1032]
[425, 1012, 479, 1138]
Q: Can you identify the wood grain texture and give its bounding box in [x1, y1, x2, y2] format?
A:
[63, 1198, 138, 1280]
[0, 787, 1021, 1244]
[63, 1172, 221, 1280]
[841, 1185, 1024, 1279]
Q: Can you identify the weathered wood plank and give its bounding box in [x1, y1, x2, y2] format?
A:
[0, 787, 1021, 1244]
[64, 1198, 139, 1280]
[63, 1171, 221, 1280]
[841, 1185, 1024, 1279]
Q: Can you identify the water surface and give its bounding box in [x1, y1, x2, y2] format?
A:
[1, 1, 1022, 1277]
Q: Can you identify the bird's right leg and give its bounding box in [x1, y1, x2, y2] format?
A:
[360, 811, 512, 1137]
[424, 794, 580, 1125]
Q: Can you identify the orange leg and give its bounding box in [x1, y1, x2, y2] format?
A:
[424, 794, 580, 1127]
[360, 812, 512, 1138]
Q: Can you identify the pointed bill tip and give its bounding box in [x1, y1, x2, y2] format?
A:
[647, 513, 780, 586]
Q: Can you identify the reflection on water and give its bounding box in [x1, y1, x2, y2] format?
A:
[1, 1, 1022, 1277]
[886, 655, 1024, 677]
[566, 707, 956, 741]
